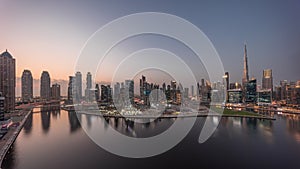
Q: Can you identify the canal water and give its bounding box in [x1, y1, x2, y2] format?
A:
[2, 107, 300, 169]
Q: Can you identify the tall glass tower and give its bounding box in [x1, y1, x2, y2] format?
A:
[242, 44, 249, 87]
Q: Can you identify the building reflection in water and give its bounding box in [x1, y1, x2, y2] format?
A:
[219, 116, 274, 144]
[51, 105, 60, 119]
[68, 111, 81, 133]
[40, 105, 61, 134]
[86, 115, 176, 138]
[23, 112, 33, 135]
[40, 106, 51, 133]
[285, 114, 300, 143]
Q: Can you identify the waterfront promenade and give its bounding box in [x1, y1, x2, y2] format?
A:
[74, 109, 276, 120]
[0, 108, 33, 168]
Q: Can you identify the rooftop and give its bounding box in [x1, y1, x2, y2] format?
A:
[0, 49, 13, 59]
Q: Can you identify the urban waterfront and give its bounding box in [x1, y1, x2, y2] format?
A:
[2, 107, 300, 169]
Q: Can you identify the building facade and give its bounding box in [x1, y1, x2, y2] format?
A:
[262, 69, 273, 91]
[0, 92, 4, 120]
[75, 72, 82, 101]
[51, 83, 60, 100]
[245, 79, 257, 103]
[227, 89, 243, 104]
[67, 76, 75, 103]
[21, 69, 33, 102]
[0, 50, 16, 112]
[40, 71, 51, 100]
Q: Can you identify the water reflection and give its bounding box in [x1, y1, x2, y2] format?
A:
[285, 114, 300, 143]
[218, 116, 274, 143]
[23, 113, 32, 135]
[82, 114, 176, 138]
[40, 106, 51, 133]
[68, 111, 81, 132]
[3, 109, 300, 169]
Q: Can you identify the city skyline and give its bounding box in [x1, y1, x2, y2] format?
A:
[1, 0, 300, 85]
[8, 47, 300, 97]
[1, 2, 300, 169]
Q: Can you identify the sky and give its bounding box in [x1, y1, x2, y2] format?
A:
[1, 0, 300, 96]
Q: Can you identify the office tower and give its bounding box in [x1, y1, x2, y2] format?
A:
[245, 79, 257, 103]
[191, 85, 194, 97]
[101, 85, 112, 102]
[242, 44, 249, 87]
[85, 72, 92, 101]
[0, 49, 16, 112]
[257, 89, 272, 105]
[125, 80, 134, 104]
[274, 86, 282, 101]
[40, 71, 51, 100]
[51, 83, 60, 100]
[67, 76, 75, 102]
[262, 69, 273, 91]
[176, 90, 182, 104]
[166, 85, 171, 101]
[21, 69, 33, 102]
[296, 83, 300, 105]
[0, 92, 4, 120]
[95, 84, 100, 101]
[184, 88, 189, 99]
[140, 75, 150, 105]
[199, 79, 209, 102]
[140, 75, 146, 98]
[75, 72, 82, 100]
[170, 81, 177, 103]
[286, 81, 296, 104]
[197, 82, 200, 98]
[280, 80, 288, 101]
[242, 44, 249, 103]
[113, 82, 120, 100]
[227, 89, 243, 103]
[224, 72, 229, 91]
[86, 72, 92, 89]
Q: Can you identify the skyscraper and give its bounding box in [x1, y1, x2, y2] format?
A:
[224, 72, 229, 91]
[125, 80, 134, 104]
[191, 85, 194, 97]
[86, 72, 92, 89]
[101, 85, 112, 102]
[51, 83, 60, 100]
[262, 69, 273, 91]
[245, 79, 257, 103]
[85, 72, 92, 101]
[242, 44, 249, 86]
[40, 71, 51, 100]
[21, 69, 33, 102]
[280, 80, 288, 101]
[0, 49, 16, 112]
[75, 72, 82, 101]
[113, 82, 120, 100]
[95, 84, 100, 101]
[242, 44, 249, 103]
[67, 76, 76, 103]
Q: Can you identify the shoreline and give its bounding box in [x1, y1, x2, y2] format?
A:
[0, 108, 32, 168]
[75, 111, 276, 120]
